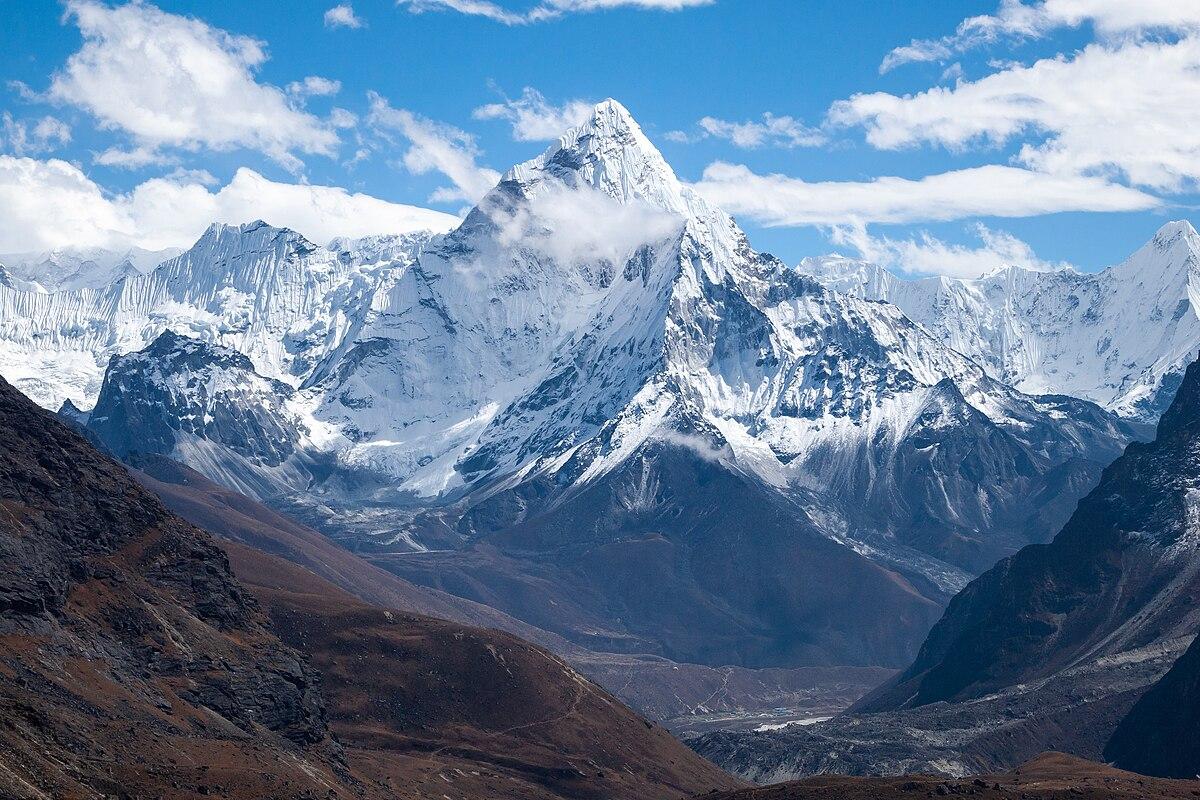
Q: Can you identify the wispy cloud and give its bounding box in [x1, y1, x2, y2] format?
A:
[473, 87, 593, 141]
[398, 0, 712, 25]
[692, 162, 1158, 227]
[1, 114, 71, 156]
[368, 93, 500, 204]
[668, 112, 825, 149]
[881, 0, 1200, 72]
[286, 76, 343, 100]
[324, 3, 364, 28]
[830, 221, 1070, 279]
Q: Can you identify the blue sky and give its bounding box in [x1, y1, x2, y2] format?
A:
[1, 0, 1197, 275]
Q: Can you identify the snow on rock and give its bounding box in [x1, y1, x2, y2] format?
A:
[7, 101, 1139, 587]
[804, 220, 1200, 422]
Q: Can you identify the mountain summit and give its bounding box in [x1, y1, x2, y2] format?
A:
[33, 101, 1134, 675]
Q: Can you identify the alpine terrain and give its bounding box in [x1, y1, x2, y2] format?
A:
[0, 371, 740, 799]
[806, 220, 1200, 423]
[2, 101, 1148, 684]
[694, 352, 1200, 781]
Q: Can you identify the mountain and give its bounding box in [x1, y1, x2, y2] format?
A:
[0, 222, 431, 411]
[126, 451, 891, 732]
[0, 372, 354, 798]
[88, 330, 318, 499]
[693, 352, 1200, 780]
[0, 245, 180, 293]
[51, 100, 1141, 675]
[0, 372, 740, 799]
[862, 353, 1200, 712]
[1105, 626, 1200, 778]
[806, 220, 1200, 422]
[222, 528, 743, 800]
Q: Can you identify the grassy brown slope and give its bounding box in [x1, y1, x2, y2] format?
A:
[0, 377, 357, 799]
[224, 539, 743, 800]
[701, 753, 1200, 800]
[131, 454, 889, 730]
[0, 377, 736, 799]
[129, 453, 574, 650]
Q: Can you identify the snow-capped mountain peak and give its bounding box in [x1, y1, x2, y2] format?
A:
[507, 99, 686, 211]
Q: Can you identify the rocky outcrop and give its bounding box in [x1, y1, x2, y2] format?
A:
[1106, 633, 1200, 778]
[0, 373, 351, 798]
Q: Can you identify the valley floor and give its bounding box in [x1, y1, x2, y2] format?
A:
[700, 752, 1200, 800]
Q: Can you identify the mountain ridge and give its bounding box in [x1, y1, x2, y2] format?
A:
[2, 99, 1152, 676]
[806, 220, 1200, 422]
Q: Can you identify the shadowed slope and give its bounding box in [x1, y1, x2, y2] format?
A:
[1106, 633, 1200, 778]
[0, 375, 355, 798]
[224, 539, 742, 799]
[0, 375, 739, 799]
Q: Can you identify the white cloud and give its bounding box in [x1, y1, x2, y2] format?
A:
[692, 162, 1158, 227]
[329, 108, 358, 129]
[488, 181, 683, 265]
[835, 36, 1200, 192]
[324, 3, 364, 28]
[1, 114, 72, 155]
[368, 93, 500, 204]
[473, 88, 593, 141]
[881, 0, 1200, 71]
[50, 0, 339, 173]
[286, 76, 343, 99]
[399, 0, 711, 25]
[93, 145, 176, 169]
[831, 221, 1070, 278]
[694, 113, 825, 149]
[0, 155, 458, 253]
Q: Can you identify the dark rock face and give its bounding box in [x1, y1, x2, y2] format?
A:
[87, 330, 302, 466]
[0, 374, 348, 797]
[859, 356, 1200, 712]
[1106, 634, 1200, 778]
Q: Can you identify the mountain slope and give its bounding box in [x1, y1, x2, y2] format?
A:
[223, 538, 742, 800]
[1105, 631, 1200, 778]
[0, 373, 355, 799]
[57, 100, 1138, 673]
[127, 451, 891, 732]
[88, 330, 318, 499]
[860, 353, 1200, 712]
[806, 221, 1200, 422]
[693, 353, 1200, 780]
[0, 372, 741, 799]
[704, 752, 1200, 800]
[0, 245, 180, 292]
[0, 222, 431, 411]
